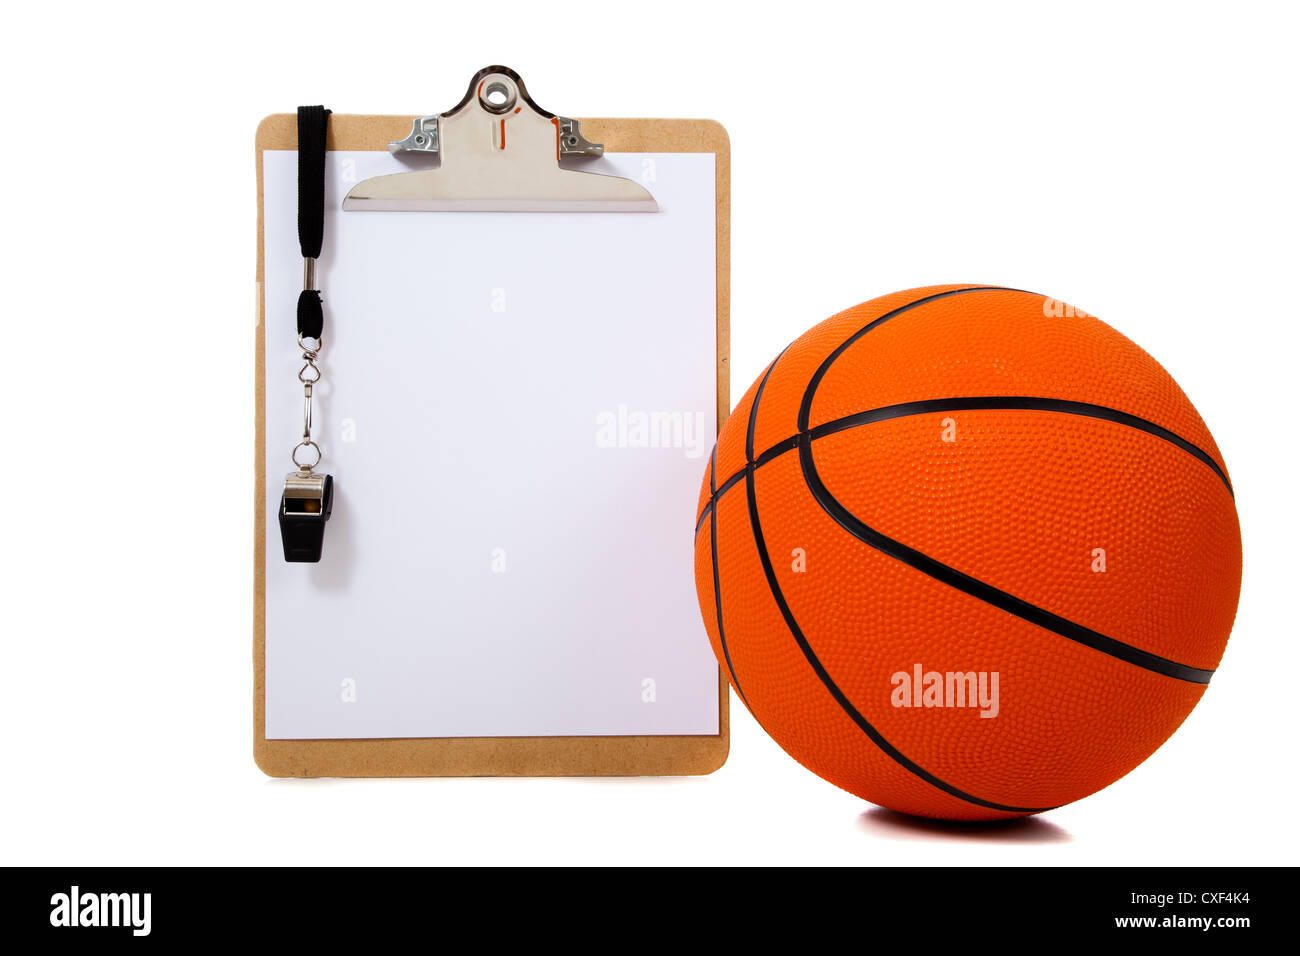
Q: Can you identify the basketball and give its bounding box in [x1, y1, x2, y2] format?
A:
[694, 285, 1242, 819]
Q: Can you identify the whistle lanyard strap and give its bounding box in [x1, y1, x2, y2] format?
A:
[296, 104, 329, 340]
[290, 105, 330, 474]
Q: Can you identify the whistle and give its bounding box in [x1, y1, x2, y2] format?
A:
[279, 471, 333, 563]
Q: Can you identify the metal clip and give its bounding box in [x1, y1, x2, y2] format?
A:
[345, 66, 656, 213]
[279, 470, 333, 563]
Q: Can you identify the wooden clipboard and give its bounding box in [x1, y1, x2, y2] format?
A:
[253, 70, 730, 777]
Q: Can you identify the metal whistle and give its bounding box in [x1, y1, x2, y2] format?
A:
[279, 469, 333, 563]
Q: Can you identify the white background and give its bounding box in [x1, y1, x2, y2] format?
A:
[1, 0, 1296, 865]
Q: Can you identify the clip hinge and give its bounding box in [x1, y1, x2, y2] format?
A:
[279, 471, 333, 563]
[389, 115, 440, 155]
[556, 117, 602, 157]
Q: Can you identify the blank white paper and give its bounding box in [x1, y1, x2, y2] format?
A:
[263, 149, 719, 738]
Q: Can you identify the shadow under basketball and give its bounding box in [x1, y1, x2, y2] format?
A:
[859, 807, 1072, 844]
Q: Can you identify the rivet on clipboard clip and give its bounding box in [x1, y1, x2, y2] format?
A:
[343, 65, 658, 213]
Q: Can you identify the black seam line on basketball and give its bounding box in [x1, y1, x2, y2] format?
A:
[701, 286, 1023, 536]
[698, 288, 1004, 537]
[796, 286, 1022, 433]
[747, 350, 789, 463]
[744, 473, 1054, 814]
[709, 446, 751, 711]
[696, 285, 1019, 540]
[798, 286, 1217, 686]
[795, 436, 1215, 685]
[742, 358, 1050, 815]
[692, 346, 792, 542]
[703, 353, 788, 719]
[694, 434, 801, 536]
[693, 389, 1232, 537]
[809, 396, 1233, 496]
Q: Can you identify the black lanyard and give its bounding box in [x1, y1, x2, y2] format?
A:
[278, 105, 334, 563]
[296, 105, 328, 340]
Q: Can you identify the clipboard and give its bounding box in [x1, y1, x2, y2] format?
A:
[254, 67, 730, 777]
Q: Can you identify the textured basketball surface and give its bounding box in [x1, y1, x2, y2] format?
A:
[694, 286, 1242, 819]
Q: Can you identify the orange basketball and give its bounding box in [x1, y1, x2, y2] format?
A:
[694, 285, 1242, 819]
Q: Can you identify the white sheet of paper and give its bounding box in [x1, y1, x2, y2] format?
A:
[263, 150, 719, 739]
